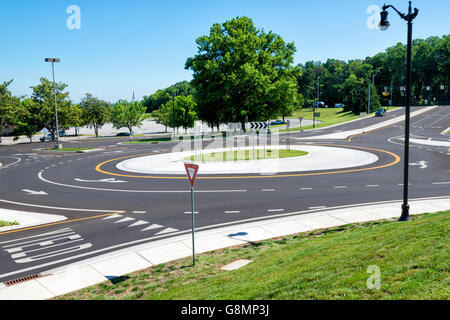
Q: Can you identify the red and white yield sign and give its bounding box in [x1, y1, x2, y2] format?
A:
[184, 163, 199, 188]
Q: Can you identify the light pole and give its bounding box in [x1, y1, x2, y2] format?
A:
[368, 70, 379, 114]
[172, 85, 178, 137]
[314, 76, 320, 129]
[45, 58, 62, 149]
[379, 1, 419, 221]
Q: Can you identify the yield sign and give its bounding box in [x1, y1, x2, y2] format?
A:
[184, 163, 199, 188]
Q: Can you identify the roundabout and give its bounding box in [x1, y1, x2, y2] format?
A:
[115, 145, 379, 175]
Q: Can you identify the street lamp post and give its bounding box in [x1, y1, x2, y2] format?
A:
[379, 1, 419, 221]
[172, 85, 178, 137]
[368, 71, 379, 114]
[45, 58, 62, 149]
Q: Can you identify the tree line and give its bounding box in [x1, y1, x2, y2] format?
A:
[1, 17, 448, 140]
[0, 78, 148, 141]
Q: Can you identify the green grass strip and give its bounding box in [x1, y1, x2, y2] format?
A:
[57, 210, 449, 300]
[185, 149, 308, 162]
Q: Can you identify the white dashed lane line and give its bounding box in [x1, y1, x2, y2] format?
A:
[267, 209, 284, 212]
[225, 211, 240, 214]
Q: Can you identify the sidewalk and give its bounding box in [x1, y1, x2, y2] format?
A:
[296, 106, 437, 140]
[0, 196, 448, 300]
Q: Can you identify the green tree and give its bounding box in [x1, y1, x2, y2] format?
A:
[109, 100, 146, 139]
[12, 99, 41, 142]
[185, 16, 302, 127]
[80, 94, 110, 137]
[30, 77, 72, 139]
[0, 80, 20, 135]
[176, 95, 198, 132]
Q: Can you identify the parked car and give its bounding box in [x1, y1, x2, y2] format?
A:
[46, 130, 66, 140]
[116, 131, 134, 136]
[312, 101, 325, 108]
[375, 108, 387, 117]
[335, 103, 346, 108]
[270, 120, 286, 126]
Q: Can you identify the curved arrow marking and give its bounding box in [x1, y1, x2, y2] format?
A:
[74, 178, 128, 183]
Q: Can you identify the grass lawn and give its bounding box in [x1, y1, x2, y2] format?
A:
[275, 107, 399, 133]
[123, 137, 173, 144]
[57, 210, 449, 300]
[43, 148, 92, 152]
[0, 220, 19, 227]
[185, 149, 308, 162]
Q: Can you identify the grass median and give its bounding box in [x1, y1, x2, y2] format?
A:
[275, 107, 399, 133]
[185, 149, 308, 162]
[57, 210, 449, 300]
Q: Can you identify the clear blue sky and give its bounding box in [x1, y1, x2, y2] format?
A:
[1, 0, 449, 103]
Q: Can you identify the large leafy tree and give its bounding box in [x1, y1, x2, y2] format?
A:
[109, 100, 146, 139]
[0, 80, 20, 135]
[185, 16, 303, 128]
[12, 98, 41, 142]
[80, 93, 110, 137]
[30, 77, 72, 138]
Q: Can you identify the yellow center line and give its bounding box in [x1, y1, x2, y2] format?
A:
[0, 211, 125, 236]
[95, 145, 401, 179]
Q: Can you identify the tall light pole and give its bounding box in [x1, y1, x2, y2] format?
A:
[172, 85, 178, 137]
[45, 58, 62, 149]
[368, 70, 379, 114]
[379, 1, 419, 221]
[314, 76, 320, 128]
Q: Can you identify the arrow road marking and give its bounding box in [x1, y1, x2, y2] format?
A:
[74, 178, 128, 183]
[409, 160, 429, 169]
[22, 189, 48, 195]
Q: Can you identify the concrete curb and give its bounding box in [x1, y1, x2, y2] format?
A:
[0, 196, 448, 300]
[0, 209, 67, 233]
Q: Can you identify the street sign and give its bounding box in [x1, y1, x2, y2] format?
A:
[184, 163, 199, 188]
[183, 162, 199, 266]
[247, 122, 269, 130]
[41, 128, 48, 134]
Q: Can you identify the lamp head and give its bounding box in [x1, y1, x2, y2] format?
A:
[379, 9, 390, 31]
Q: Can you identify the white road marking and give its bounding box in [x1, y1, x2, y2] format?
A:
[155, 227, 179, 235]
[308, 206, 326, 210]
[132, 211, 146, 214]
[300, 187, 313, 190]
[1, 228, 92, 264]
[225, 211, 240, 214]
[365, 185, 380, 187]
[334, 186, 348, 189]
[0, 198, 119, 212]
[184, 211, 199, 214]
[38, 170, 246, 194]
[102, 214, 124, 220]
[114, 217, 136, 223]
[267, 209, 284, 212]
[21, 189, 48, 196]
[262, 189, 276, 192]
[127, 220, 149, 228]
[141, 224, 163, 231]
[409, 160, 428, 169]
[74, 178, 128, 183]
[432, 182, 450, 185]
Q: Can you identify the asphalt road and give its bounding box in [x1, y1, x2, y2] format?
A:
[0, 106, 448, 283]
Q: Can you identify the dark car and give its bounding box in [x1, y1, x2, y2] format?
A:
[116, 131, 134, 136]
[270, 120, 286, 126]
[375, 108, 387, 117]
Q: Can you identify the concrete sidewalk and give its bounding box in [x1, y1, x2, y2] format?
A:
[0, 196, 448, 300]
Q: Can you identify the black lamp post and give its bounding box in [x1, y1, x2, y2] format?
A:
[379, 1, 419, 221]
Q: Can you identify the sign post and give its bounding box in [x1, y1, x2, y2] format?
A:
[184, 163, 199, 266]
